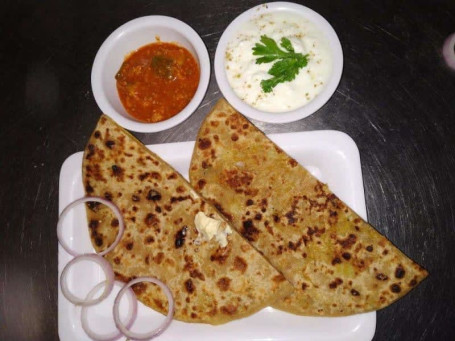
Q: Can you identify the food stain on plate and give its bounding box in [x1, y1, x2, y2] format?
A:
[225, 11, 333, 113]
[115, 39, 200, 123]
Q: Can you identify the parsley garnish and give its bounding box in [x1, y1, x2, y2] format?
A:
[252, 35, 309, 93]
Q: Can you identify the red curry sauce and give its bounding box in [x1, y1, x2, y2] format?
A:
[116, 42, 200, 123]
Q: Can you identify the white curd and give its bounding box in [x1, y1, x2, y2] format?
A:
[225, 11, 333, 112]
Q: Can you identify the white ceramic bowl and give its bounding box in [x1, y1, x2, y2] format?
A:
[214, 2, 343, 123]
[91, 16, 210, 133]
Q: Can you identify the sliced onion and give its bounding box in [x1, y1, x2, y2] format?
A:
[443, 32, 455, 70]
[60, 254, 115, 306]
[57, 196, 125, 257]
[113, 277, 175, 340]
[81, 281, 138, 341]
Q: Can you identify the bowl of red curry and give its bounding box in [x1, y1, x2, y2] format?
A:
[91, 16, 210, 132]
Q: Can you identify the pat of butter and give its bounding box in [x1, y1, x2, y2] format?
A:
[194, 212, 232, 247]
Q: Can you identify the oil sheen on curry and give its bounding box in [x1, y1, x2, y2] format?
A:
[116, 42, 200, 123]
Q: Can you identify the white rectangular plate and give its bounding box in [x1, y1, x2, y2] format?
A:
[58, 130, 376, 341]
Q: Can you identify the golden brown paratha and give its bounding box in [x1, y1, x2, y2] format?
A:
[82, 115, 293, 324]
[189, 99, 428, 316]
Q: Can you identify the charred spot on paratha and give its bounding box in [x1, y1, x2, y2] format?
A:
[220, 304, 238, 315]
[273, 274, 286, 283]
[329, 278, 343, 289]
[288, 240, 301, 251]
[132, 282, 147, 295]
[390, 283, 401, 293]
[285, 210, 297, 225]
[212, 201, 233, 221]
[114, 271, 133, 283]
[332, 257, 342, 265]
[138, 172, 150, 180]
[217, 277, 231, 291]
[105, 140, 115, 149]
[144, 213, 159, 226]
[86, 144, 96, 159]
[175, 226, 187, 248]
[104, 192, 113, 201]
[338, 234, 357, 249]
[151, 171, 161, 180]
[85, 200, 99, 211]
[241, 219, 259, 242]
[198, 138, 211, 150]
[350, 289, 360, 296]
[153, 298, 165, 310]
[89, 219, 99, 229]
[288, 158, 298, 167]
[175, 186, 185, 193]
[184, 279, 195, 294]
[210, 247, 231, 265]
[189, 269, 205, 281]
[342, 252, 351, 260]
[170, 195, 192, 204]
[153, 252, 164, 265]
[111, 164, 124, 179]
[395, 265, 405, 279]
[167, 172, 178, 180]
[94, 235, 103, 246]
[85, 182, 94, 193]
[223, 169, 254, 194]
[376, 273, 389, 281]
[233, 256, 247, 273]
[183, 255, 205, 281]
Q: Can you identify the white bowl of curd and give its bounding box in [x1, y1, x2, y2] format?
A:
[215, 2, 343, 123]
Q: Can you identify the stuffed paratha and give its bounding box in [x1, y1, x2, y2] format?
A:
[82, 115, 293, 324]
[189, 99, 428, 316]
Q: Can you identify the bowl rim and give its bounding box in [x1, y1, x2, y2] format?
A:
[214, 2, 343, 123]
[91, 15, 210, 133]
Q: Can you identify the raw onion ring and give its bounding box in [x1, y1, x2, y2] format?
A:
[81, 281, 138, 341]
[57, 196, 125, 257]
[443, 32, 455, 70]
[113, 277, 175, 340]
[60, 254, 115, 306]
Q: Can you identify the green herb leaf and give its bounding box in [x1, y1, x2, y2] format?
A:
[252, 35, 309, 93]
[253, 35, 288, 63]
[280, 37, 295, 53]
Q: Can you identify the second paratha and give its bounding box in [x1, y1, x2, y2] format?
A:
[189, 99, 428, 316]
